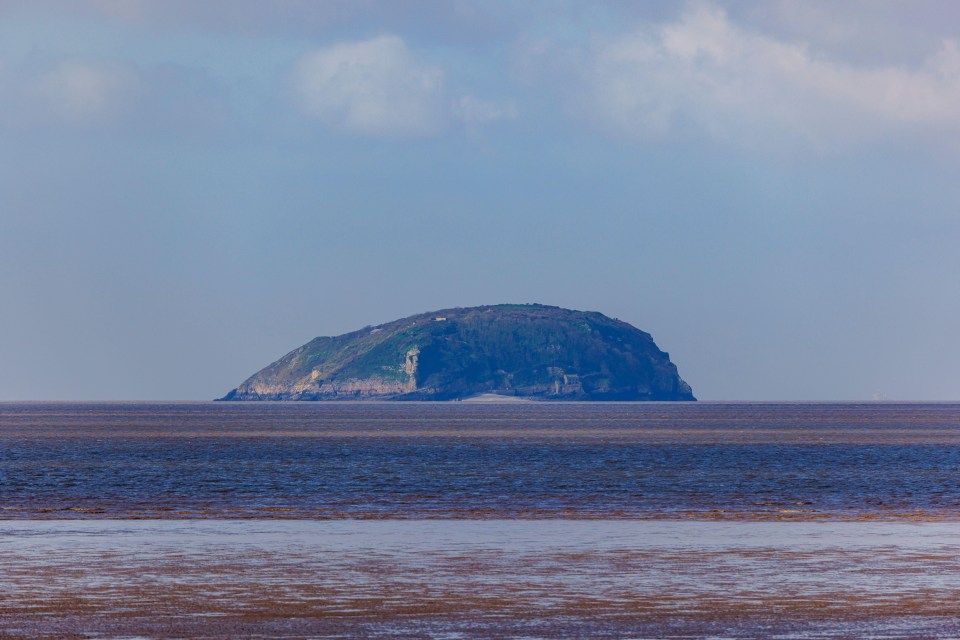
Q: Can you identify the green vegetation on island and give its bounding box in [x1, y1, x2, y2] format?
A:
[220, 304, 695, 401]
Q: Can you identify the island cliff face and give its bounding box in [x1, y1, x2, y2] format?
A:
[220, 304, 695, 401]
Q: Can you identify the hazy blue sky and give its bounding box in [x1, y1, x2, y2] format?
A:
[2, 0, 959, 401]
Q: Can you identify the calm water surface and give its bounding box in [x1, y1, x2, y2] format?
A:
[3, 403, 960, 638]
[2, 402, 960, 519]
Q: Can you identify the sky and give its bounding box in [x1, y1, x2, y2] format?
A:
[1, 0, 959, 401]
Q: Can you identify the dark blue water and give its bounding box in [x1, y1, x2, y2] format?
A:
[2, 402, 960, 519]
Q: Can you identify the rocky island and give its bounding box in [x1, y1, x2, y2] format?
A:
[220, 304, 695, 401]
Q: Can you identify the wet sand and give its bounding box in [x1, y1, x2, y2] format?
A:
[5, 403, 960, 637]
[3, 520, 960, 638]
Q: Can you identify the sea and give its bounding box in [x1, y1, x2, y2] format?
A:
[2, 402, 960, 638]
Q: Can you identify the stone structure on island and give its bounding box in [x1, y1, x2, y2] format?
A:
[220, 304, 695, 401]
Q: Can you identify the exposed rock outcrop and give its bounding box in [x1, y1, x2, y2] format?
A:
[220, 304, 695, 401]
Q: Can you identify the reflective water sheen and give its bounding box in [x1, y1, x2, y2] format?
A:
[2, 402, 960, 519]
[3, 402, 960, 638]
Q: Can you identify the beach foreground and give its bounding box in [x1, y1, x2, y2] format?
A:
[4, 403, 960, 637]
[2, 519, 960, 638]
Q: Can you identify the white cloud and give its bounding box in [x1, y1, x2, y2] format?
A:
[295, 36, 446, 138]
[580, 2, 960, 147]
[295, 35, 517, 138]
[87, 0, 151, 22]
[0, 57, 227, 135]
[28, 60, 141, 125]
[453, 94, 518, 126]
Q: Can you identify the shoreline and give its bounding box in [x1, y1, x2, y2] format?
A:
[4, 519, 960, 638]
[4, 511, 960, 521]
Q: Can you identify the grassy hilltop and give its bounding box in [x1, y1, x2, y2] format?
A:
[220, 304, 695, 401]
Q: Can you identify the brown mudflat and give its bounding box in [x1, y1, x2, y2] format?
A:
[3, 520, 960, 638]
[5, 403, 960, 637]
